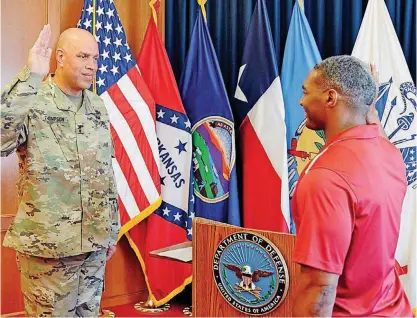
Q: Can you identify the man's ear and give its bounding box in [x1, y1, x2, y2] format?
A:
[56, 49, 64, 67]
[326, 89, 338, 108]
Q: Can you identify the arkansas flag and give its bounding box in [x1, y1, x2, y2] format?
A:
[133, 4, 193, 305]
[352, 0, 417, 311]
[234, 0, 290, 232]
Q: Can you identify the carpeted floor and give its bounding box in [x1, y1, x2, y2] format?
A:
[102, 302, 192, 317]
[102, 285, 192, 317]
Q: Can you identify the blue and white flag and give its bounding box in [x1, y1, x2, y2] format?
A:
[352, 0, 417, 311]
[281, 1, 322, 232]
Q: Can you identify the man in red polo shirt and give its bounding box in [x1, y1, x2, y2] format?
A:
[292, 55, 412, 317]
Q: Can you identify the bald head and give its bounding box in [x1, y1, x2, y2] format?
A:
[54, 28, 99, 95]
[56, 28, 97, 52]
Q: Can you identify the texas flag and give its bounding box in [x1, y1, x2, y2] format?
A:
[234, 0, 290, 232]
[352, 0, 416, 311]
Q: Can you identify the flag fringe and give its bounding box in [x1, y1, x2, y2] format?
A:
[117, 195, 162, 241]
[125, 233, 193, 307]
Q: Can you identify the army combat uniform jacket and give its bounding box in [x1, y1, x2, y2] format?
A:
[1, 67, 120, 258]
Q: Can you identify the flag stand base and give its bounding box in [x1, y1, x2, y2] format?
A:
[99, 309, 115, 317]
[183, 305, 192, 316]
[134, 301, 171, 313]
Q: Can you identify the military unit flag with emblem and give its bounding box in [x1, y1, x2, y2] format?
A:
[132, 0, 193, 306]
[179, 1, 241, 226]
[234, 0, 290, 232]
[77, 0, 162, 269]
[352, 0, 417, 311]
[280, 0, 322, 233]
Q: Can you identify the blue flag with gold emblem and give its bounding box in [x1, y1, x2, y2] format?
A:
[179, 8, 240, 226]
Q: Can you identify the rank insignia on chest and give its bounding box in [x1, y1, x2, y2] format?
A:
[77, 124, 85, 135]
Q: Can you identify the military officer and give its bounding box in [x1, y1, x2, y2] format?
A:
[1, 25, 120, 316]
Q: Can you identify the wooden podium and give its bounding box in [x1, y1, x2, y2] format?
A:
[192, 217, 298, 317]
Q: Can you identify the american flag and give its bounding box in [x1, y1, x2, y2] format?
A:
[77, 0, 161, 232]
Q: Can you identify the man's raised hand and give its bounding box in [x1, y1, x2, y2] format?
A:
[28, 24, 52, 77]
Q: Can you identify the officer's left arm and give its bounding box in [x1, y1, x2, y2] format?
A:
[293, 265, 339, 317]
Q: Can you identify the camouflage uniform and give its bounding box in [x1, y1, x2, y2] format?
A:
[1, 67, 120, 316]
[16, 249, 107, 317]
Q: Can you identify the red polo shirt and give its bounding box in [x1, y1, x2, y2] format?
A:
[292, 125, 412, 316]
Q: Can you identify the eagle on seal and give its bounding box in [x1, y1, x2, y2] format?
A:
[224, 264, 273, 291]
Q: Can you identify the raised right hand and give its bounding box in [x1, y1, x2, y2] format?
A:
[367, 64, 388, 139]
[28, 24, 52, 77]
[366, 63, 380, 125]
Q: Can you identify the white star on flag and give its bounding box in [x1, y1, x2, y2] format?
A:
[163, 207, 170, 216]
[99, 64, 108, 73]
[112, 52, 121, 62]
[95, 34, 100, 42]
[101, 49, 109, 60]
[110, 65, 119, 75]
[184, 120, 191, 129]
[189, 212, 195, 219]
[106, 8, 114, 18]
[123, 53, 132, 63]
[157, 109, 165, 118]
[170, 114, 179, 124]
[115, 25, 123, 34]
[96, 77, 105, 87]
[114, 38, 122, 48]
[187, 228, 192, 236]
[104, 22, 113, 32]
[86, 5, 94, 15]
[83, 19, 92, 29]
[173, 212, 182, 221]
[96, 6, 104, 16]
[103, 37, 111, 47]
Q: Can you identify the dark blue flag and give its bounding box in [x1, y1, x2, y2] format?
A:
[179, 9, 240, 226]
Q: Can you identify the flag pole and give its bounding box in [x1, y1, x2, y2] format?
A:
[44, 0, 48, 24]
[149, 0, 158, 25]
[197, 0, 208, 22]
[92, 0, 97, 94]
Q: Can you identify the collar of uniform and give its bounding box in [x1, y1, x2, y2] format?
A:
[46, 75, 96, 114]
[326, 124, 380, 145]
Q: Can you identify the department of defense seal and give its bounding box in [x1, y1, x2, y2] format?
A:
[212, 232, 289, 315]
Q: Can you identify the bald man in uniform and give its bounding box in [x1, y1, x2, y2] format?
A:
[1, 25, 120, 316]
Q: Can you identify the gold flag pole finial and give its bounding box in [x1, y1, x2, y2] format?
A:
[149, 0, 158, 25]
[92, 0, 97, 94]
[198, 0, 208, 22]
[298, 0, 305, 11]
